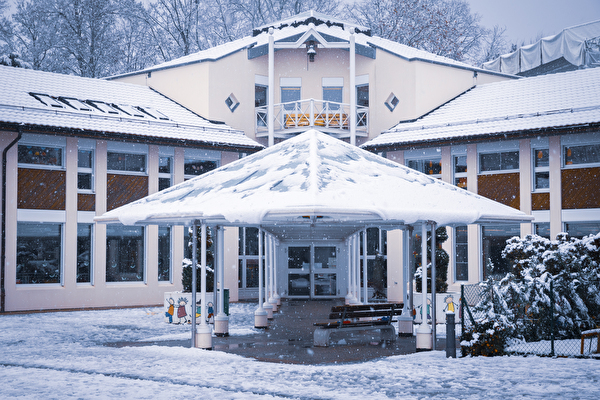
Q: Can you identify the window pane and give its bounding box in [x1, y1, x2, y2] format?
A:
[18, 145, 62, 167]
[565, 222, 600, 238]
[455, 177, 467, 189]
[158, 226, 171, 281]
[534, 223, 550, 238]
[77, 224, 92, 283]
[245, 258, 259, 288]
[454, 155, 467, 173]
[159, 177, 171, 191]
[314, 273, 336, 296]
[245, 227, 259, 256]
[17, 222, 61, 284]
[281, 87, 300, 103]
[455, 225, 468, 281]
[78, 150, 93, 168]
[357, 85, 369, 107]
[288, 246, 310, 269]
[107, 152, 146, 173]
[367, 228, 379, 255]
[533, 149, 549, 168]
[159, 157, 171, 174]
[479, 153, 501, 172]
[106, 225, 144, 282]
[501, 151, 519, 170]
[534, 171, 550, 189]
[184, 159, 217, 176]
[564, 143, 600, 165]
[78, 173, 92, 190]
[407, 158, 442, 175]
[255, 85, 267, 107]
[482, 224, 520, 279]
[323, 87, 342, 103]
[367, 257, 387, 290]
[314, 246, 336, 269]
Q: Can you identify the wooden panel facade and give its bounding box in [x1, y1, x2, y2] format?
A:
[78, 193, 95, 211]
[562, 167, 600, 209]
[17, 168, 66, 210]
[477, 173, 520, 210]
[532, 192, 550, 211]
[107, 174, 148, 211]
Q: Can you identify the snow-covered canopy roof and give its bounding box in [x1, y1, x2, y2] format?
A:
[110, 11, 505, 80]
[483, 20, 600, 76]
[362, 67, 600, 151]
[0, 66, 262, 151]
[96, 130, 532, 240]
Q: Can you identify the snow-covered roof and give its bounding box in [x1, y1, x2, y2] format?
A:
[111, 12, 499, 79]
[483, 19, 600, 76]
[0, 66, 263, 151]
[361, 67, 600, 151]
[96, 130, 532, 239]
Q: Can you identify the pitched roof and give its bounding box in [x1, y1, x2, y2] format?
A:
[361, 67, 600, 151]
[110, 12, 503, 79]
[0, 65, 263, 151]
[97, 130, 531, 240]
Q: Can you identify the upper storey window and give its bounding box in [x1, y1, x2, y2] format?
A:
[479, 151, 519, 173]
[564, 143, 600, 166]
[18, 145, 63, 167]
[107, 152, 146, 173]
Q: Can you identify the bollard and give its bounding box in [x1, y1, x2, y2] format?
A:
[446, 312, 456, 358]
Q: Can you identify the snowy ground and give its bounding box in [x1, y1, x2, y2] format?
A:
[1, 304, 599, 399]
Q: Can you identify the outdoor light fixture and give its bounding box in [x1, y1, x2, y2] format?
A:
[307, 41, 316, 62]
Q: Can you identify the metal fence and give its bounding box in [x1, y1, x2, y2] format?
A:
[461, 281, 600, 358]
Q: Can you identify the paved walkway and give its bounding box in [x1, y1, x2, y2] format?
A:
[116, 299, 452, 364]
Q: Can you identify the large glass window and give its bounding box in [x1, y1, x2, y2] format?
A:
[16, 222, 62, 284]
[107, 152, 146, 173]
[18, 145, 63, 167]
[455, 225, 468, 281]
[407, 158, 442, 177]
[453, 155, 467, 189]
[255, 84, 268, 127]
[106, 225, 144, 282]
[158, 226, 171, 282]
[482, 224, 520, 279]
[533, 148, 549, 190]
[564, 143, 600, 166]
[360, 228, 387, 292]
[158, 156, 172, 191]
[479, 151, 519, 172]
[534, 223, 550, 238]
[281, 87, 301, 110]
[77, 223, 92, 283]
[238, 227, 262, 289]
[357, 84, 369, 107]
[565, 222, 600, 238]
[183, 159, 217, 179]
[78, 149, 94, 191]
[323, 86, 342, 109]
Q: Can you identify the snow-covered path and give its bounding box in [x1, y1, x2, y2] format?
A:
[1, 306, 599, 399]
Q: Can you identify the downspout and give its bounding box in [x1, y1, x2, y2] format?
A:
[2, 127, 22, 313]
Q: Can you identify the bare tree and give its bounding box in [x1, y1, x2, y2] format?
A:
[478, 24, 508, 66]
[346, 0, 486, 62]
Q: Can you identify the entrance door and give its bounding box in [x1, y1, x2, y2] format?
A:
[287, 245, 338, 298]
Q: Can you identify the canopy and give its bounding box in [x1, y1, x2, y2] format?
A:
[95, 130, 532, 239]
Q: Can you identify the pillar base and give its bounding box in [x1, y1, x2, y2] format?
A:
[273, 293, 281, 306]
[254, 308, 268, 328]
[345, 293, 354, 305]
[269, 298, 278, 312]
[416, 324, 433, 351]
[214, 313, 229, 337]
[195, 325, 212, 349]
[397, 315, 414, 337]
[263, 302, 274, 319]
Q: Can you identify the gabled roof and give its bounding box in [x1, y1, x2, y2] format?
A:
[361, 67, 600, 151]
[110, 12, 507, 79]
[0, 65, 263, 151]
[97, 130, 531, 240]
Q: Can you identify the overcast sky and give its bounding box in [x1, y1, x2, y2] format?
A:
[468, 0, 600, 45]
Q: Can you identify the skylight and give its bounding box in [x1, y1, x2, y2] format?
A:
[30, 93, 65, 109]
[86, 100, 119, 114]
[59, 97, 93, 112]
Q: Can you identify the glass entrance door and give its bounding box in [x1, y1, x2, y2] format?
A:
[287, 245, 337, 298]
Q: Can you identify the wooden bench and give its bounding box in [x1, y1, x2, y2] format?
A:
[581, 328, 600, 355]
[284, 113, 348, 129]
[313, 303, 404, 347]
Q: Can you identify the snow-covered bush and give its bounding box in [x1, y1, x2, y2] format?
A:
[181, 226, 214, 293]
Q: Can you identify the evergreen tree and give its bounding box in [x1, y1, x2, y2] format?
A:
[181, 226, 215, 293]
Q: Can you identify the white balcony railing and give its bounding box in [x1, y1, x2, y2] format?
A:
[255, 99, 368, 137]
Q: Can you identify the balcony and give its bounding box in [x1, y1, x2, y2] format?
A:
[255, 99, 368, 139]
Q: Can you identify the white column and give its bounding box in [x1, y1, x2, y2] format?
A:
[397, 228, 413, 336]
[549, 136, 562, 239]
[263, 233, 274, 318]
[268, 28, 275, 147]
[214, 226, 229, 336]
[345, 237, 353, 304]
[191, 223, 197, 347]
[269, 235, 279, 311]
[350, 28, 356, 146]
[431, 222, 437, 347]
[254, 228, 268, 328]
[416, 223, 433, 350]
[354, 233, 361, 304]
[196, 223, 212, 349]
[362, 228, 368, 303]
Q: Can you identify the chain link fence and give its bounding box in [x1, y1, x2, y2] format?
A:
[461, 281, 600, 358]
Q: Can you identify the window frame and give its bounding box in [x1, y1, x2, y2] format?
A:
[76, 223, 93, 284]
[17, 143, 65, 170]
[158, 226, 172, 283]
[405, 157, 442, 178]
[453, 154, 467, 189]
[532, 148, 550, 192]
[562, 142, 600, 168]
[105, 224, 146, 283]
[478, 150, 520, 174]
[106, 151, 147, 175]
[16, 221, 64, 285]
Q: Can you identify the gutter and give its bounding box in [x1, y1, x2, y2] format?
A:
[1, 127, 22, 313]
